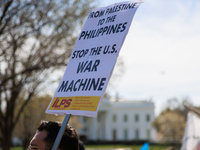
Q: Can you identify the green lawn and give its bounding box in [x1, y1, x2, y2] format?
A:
[0, 147, 23, 150]
[0, 145, 180, 150]
[85, 144, 178, 150]
[10, 147, 23, 150]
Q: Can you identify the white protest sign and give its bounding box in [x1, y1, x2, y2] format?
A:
[181, 111, 200, 150]
[46, 0, 144, 117]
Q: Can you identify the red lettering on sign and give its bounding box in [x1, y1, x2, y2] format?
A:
[64, 99, 72, 108]
[52, 98, 72, 108]
[52, 98, 60, 107]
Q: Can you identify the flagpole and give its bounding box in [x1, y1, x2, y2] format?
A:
[52, 114, 71, 150]
[183, 102, 200, 116]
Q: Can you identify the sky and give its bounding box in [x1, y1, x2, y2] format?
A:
[99, 0, 200, 115]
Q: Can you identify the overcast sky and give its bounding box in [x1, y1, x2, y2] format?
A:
[99, 0, 200, 115]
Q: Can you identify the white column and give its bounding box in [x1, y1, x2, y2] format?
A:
[91, 117, 98, 140]
[105, 112, 111, 140]
[78, 116, 84, 135]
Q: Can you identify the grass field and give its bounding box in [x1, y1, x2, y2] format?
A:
[0, 144, 180, 150]
[85, 144, 177, 150]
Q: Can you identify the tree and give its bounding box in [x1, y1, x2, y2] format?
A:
[152, 97, 194, 144]
[152, 109, 185, 144]
[0, 0, 96, 150]
[166, 97, 193, 121]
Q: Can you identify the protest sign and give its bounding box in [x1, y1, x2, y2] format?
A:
[181, 111, 200, 150]
[46, 0, 144, 117]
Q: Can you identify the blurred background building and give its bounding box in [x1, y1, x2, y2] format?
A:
[78, 97, 157, 142]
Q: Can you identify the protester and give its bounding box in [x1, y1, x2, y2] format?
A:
[28, 120, 79, 150]
[79, 140, 85, 150]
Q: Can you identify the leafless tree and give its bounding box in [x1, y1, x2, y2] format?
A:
[0, 0, 96, 150]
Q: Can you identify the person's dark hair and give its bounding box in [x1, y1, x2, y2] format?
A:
[37, 120, 79, 150]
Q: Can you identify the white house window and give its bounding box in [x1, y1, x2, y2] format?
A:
[124, 129, 128, 140]
[113, 114, 116, 122]
[146, 114, 150, 122]
[113, 129, 116, 140]
[147, 129, 150, 140]
[97, 114, 101, 122]
[135, 114, 139, 122]
[124, 114, 128, 122]
[135, 129, 139, 139]
[83, 117, 87, 123]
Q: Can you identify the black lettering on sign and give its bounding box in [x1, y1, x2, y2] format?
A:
[77, 60, 100, 73]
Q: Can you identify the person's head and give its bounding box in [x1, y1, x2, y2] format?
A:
[29, 120, 79, 150]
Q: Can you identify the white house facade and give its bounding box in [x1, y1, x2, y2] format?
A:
[78, 97, 157, 141]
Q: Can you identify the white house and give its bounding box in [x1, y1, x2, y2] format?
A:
[78, 97, 157, 141]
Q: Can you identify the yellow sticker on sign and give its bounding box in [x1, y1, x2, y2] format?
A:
[49, 96, 101, 111]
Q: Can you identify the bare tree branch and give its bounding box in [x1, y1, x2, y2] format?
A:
[0, 0, 96, 149]
[0, 0, 13, 35]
